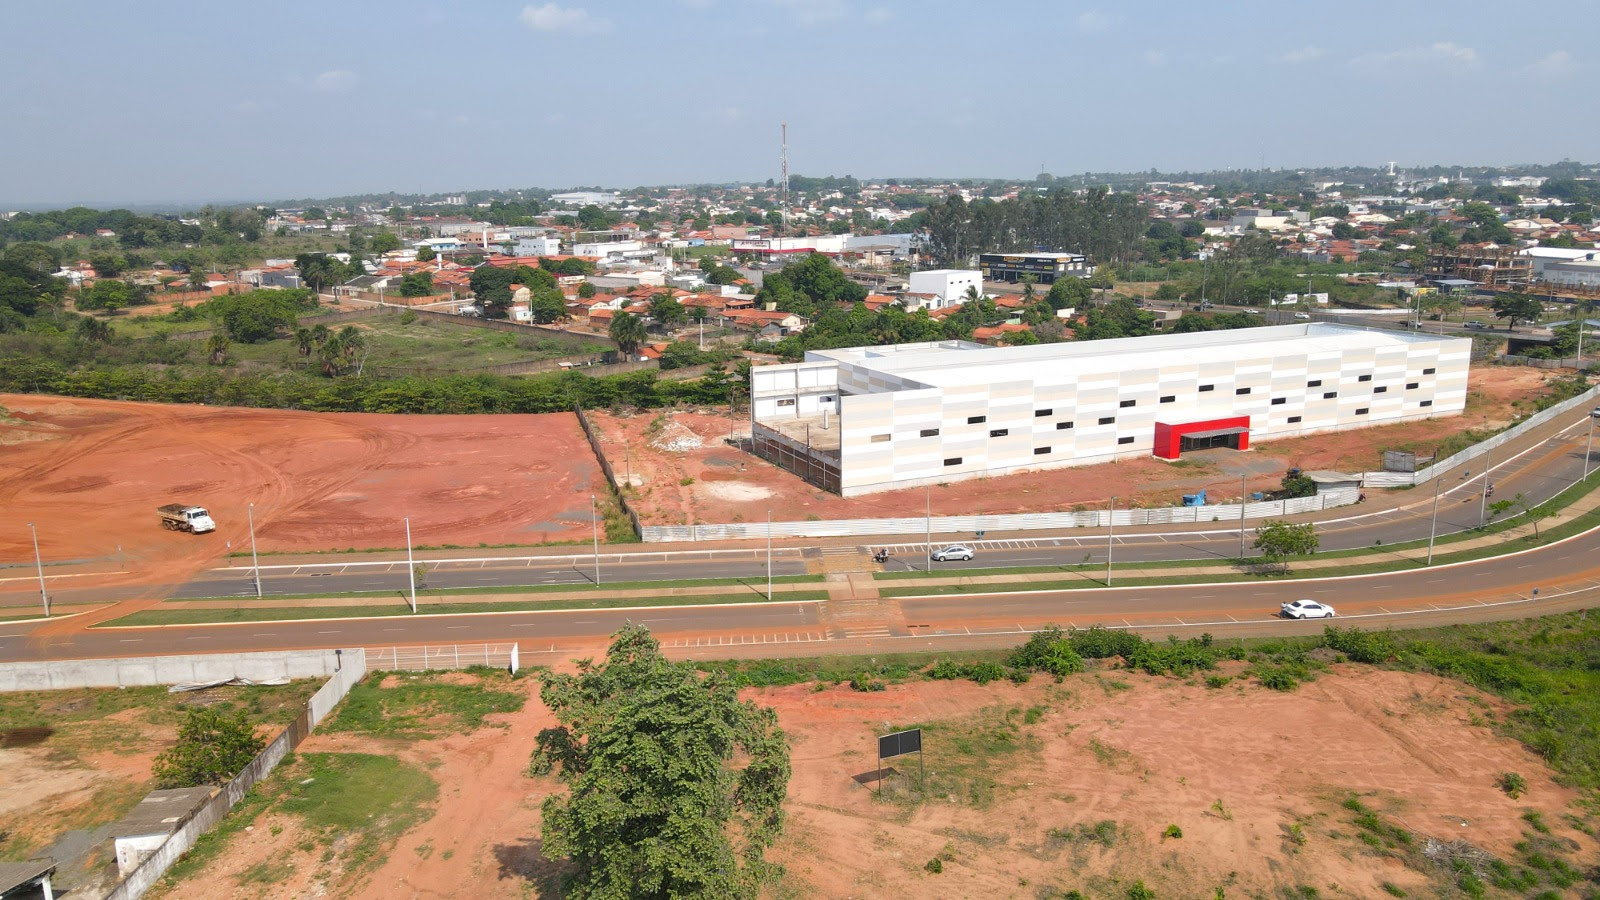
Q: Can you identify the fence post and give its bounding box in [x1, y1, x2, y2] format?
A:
[454, 645, 459, 669]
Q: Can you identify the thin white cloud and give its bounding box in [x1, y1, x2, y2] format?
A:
[1526, 49, 1576, 78]
[767, 0, 850, 26]
[1352, 41, 1477, 68]
[312, 70, 357, 93]
[520, 3, 611, 33]
[680, 0, 714, 7]
[1275, 46, 1326, 65]
[864, 7, 892, 23]
[1143, 50, 1166, 67]
[1076, 10, 1112, 33]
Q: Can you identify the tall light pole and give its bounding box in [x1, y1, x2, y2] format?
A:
[1586, 410, 1599, 480]
[925, 484, 932, 573]
[404, 516, 417, 613]
[1426, 476, 1442, 566]
[1238, 475, 1249, 559]
[247, 502, 262, 599]
[27, 523, 48, 618]
[590, 494, 601, 585]
[1105, 496, 1116, 587]
[1479, 446, 1493, 526]
[766, 510, 773, 601]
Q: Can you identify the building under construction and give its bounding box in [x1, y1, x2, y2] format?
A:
[1425, 245, 1532, 288]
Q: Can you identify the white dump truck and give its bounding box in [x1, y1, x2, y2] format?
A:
[157, 504, 216, 534]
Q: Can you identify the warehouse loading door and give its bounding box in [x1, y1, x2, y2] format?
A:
[1179, 428, 1244, 452]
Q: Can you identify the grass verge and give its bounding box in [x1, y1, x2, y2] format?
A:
[100, 589, 832, 627]
[322, 669, 528, 741]
[181, 573, 823, 603]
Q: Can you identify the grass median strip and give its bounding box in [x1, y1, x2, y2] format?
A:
[101, 589, 833, 627]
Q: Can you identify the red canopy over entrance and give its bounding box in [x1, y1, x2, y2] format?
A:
[1153, 416, 1251, 460]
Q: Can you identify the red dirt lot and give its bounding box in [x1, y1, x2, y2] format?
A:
[176, 666, 1595, 898]
[0, 395, 600, 579]
[589, 365, 1560, 525]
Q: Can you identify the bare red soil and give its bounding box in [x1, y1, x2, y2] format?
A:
[590, 366, 1555, 525]
[0, 395, 599, 580]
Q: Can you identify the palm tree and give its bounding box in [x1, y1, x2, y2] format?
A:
[205, 333, 230, 365]
[609, 311, 648, 355]
[1574, 297, 1596, 363]
[294, 328, 313, 356]
[319, 335, 347, 377]
[76, 316, 113, 343]
[310, 323, 331, 348]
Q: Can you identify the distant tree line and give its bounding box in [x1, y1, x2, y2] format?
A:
[919, 188, 1149, 268]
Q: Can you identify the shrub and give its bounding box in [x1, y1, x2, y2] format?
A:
[1162, 824, 1183, 840]
[1205, 675, 1232, 689]
[924, 857, 942, 874]
[1498, 772, 1527, 798]
[1067, 625, 1144, 659]
[967, 662, 1006, 685]
[1257, 667, 1299, 692]
[1380, 883, 1406, 897]
[152, 707, 264, 788]
[1321, 626, 1398, 663]
[1127, 881, 1155, 900]
[1008, 626, 1085, 676]
[927, 659, 968, 680]
[848, 674, 885, 692]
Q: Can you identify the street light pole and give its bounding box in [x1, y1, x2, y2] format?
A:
[404, 516, 417, 613]
[27, 523, 48, 618]
[248, 502, 262, 599]
[1479, 446, 1493, 526]
[1426, 476, 1442, 566]
[1239, 475, 1249, 559]
[766, 509, 773, 601]
[925, 484, 932, 573]
[591, 494, 601, 586]
[1586, 413, 1598, 480]
[1105, 496, 1116, 587]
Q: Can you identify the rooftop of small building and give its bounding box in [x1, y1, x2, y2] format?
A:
[110, 787, 217, 838]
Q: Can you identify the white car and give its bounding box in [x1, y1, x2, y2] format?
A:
[930, 545, 975, 562]
[1293, 312, 1311, 320]
[1281, 599, 1336, 619]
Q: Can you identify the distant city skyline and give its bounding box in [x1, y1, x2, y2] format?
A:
[1, 0, 1594, 206]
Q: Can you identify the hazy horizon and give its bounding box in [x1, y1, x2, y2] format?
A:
[2, 0, 1595, 207]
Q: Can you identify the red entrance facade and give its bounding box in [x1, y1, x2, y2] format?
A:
[1153, 416, 1251, 460]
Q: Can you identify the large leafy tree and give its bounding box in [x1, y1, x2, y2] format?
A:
[531, 625, 790, 899]
[1491, 293, 1542, 331]
[609, 310, 648, 353]
[153, 707, 264, 789]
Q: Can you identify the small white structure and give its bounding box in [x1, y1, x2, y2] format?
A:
[908, 269, 983, 305]
[514, 236, 561, 256]
[112, 787, 218, 877]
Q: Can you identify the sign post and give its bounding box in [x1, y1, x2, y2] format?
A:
[876, 728, 924, 795]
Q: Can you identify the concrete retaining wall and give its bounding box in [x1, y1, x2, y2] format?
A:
[104, 650, 367, 900]
[0, 649, 350, 692]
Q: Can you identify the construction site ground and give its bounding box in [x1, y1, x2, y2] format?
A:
[586, 366, 1554, 527]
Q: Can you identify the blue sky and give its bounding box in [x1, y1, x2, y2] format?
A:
[1, 0, 1594, 206]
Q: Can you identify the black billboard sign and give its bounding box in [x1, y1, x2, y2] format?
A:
[878, 728, 922, 760]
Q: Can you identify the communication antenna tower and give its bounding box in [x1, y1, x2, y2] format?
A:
[781, 122, 789, 197]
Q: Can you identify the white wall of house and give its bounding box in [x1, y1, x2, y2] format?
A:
[908, 269, 983, 304]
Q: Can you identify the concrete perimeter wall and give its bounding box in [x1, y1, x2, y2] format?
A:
[103, 650, 367, 900]
[0, 649, 351, 692]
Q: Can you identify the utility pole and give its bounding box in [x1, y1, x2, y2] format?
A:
[925, 484, 933, 573]
[1479, 446, 1493, 526]
[1105, 496, 1116, 586]
[248, 502, 262, 599]
[591, 494, 601, 585]
[404, 516, 417, 613]
[766, 509, 773, 601]
[27, 523, 48, 618]
[1426, 476, 1442, 566]
[1239, 475, 1249, 559]
[1587, 411, 1599, 480]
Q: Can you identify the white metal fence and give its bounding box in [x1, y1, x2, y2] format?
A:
[1356, 383, 1600, 488]
[363, 643, 520, 672]
[641, 488, 1360, 542]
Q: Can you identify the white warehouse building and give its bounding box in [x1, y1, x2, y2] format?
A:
[748, 323, 1470, 496]
[907, 269, 983, 305]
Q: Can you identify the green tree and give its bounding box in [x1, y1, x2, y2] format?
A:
[609, 311, 648, 354]
[368, 231, 402, 255]
[577, 281, 597, 299]
[1491, 293, 1542, 330]
[80, 279, 135, 313]
[220, 293, 301, 343]
[649, 294, 686, 328]
[152, 707, 264, 789]
[529, 288, 566, 324]
[705, 264, 742, 285]
[205, 333, 230, 365]
[532, 625, 790, 900]
[295, 253, 348, 292]
[88, 251, 127, 278]
[399, 271, 434, 297]
[1252, 520, 1318, 571]
[469, 265, 519, 318]
[1279, 471, 1316, 499]
[75, 316, 113, 343]
[415, 244, 437, 262]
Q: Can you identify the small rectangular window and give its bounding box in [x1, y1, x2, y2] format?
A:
[1117, 436, 1135, 445]
[1323, 391, 1337, 399]
[1374, 386, 1387, 394]
[1034, 408, 1052, 417]
[1356, 407, 1369, 415]
[777, 398, 795, 407]
[1406, 382, 1419, 390]
[819, 396, 833, 403]
[1420, 399, 1433, 407]
[1160, 395, 1175, 404]
[870, 434, 891, 443]
[1033, 446, 1050, 455]
[1358, 374, 1372, 382]
[967, 415, 986, 424]
[989, 428, 1008, 438]
[1288, 415, 1302, 423]
[1119, 399, 1136, 408]
[920, 428, 939, 437]
[1097, 416, 1114, 425]
[944, 457, 962, 466]
[1236, 387, 1251, 395]
[1423, 367, 1436, 375]
[1199, 384, 1215, 392]
[1056, 420, 1074, 430]
[1271, 397, 1286, 405]
[1307, 379, 1322, 387]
